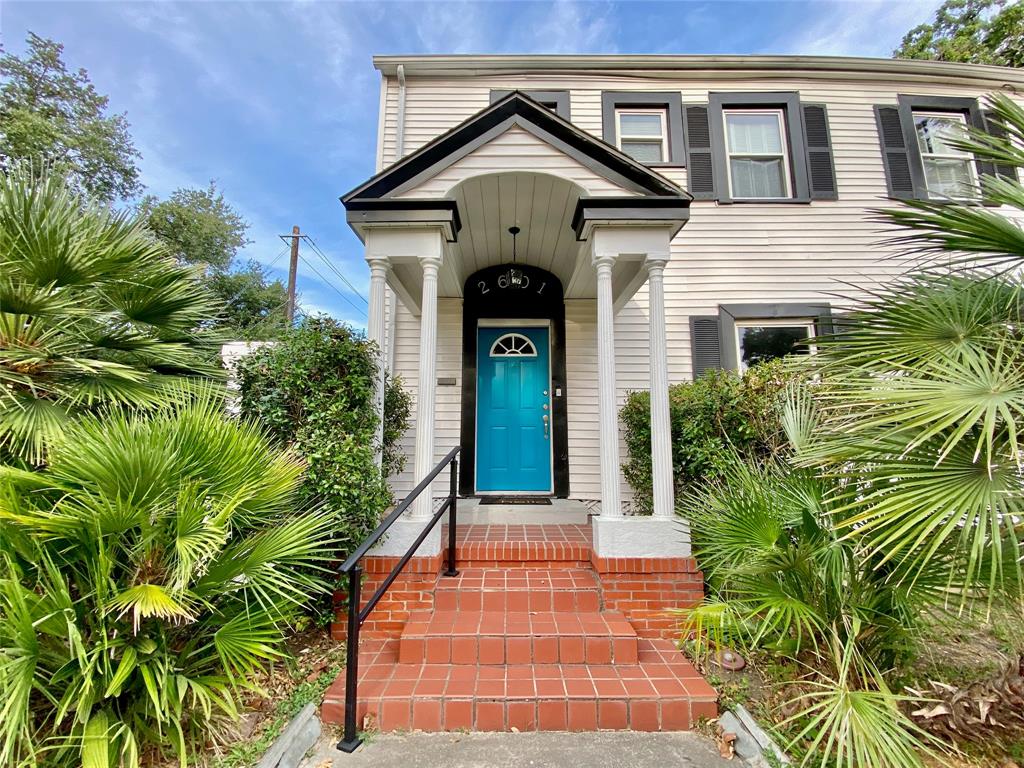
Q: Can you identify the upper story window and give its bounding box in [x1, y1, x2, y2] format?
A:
[912, 111, 978, 199]
[692, 92, 837, 203]
[875, 95, 1016, 202]
[723, 109, 792, 199]
[616, 109, 669, 163]
[601, 92, 685, 166]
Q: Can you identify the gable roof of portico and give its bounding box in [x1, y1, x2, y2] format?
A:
[341, 91, 689, 203]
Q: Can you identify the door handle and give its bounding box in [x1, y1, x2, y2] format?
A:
[542, 413, 549, 439]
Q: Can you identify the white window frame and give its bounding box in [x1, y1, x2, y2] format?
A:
[615, 108, 669, 163]
[489, 332, 538, 358]
[723, 108, 792, 200]
[734, 318, 816, 372]
[912, 110, 979, 200]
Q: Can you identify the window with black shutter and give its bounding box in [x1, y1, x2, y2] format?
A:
[689, 316, 721, 378]
[875, 94, 1012, 201]
[690, 304, 833, 377]
[983, 110, 1019, 184]
[802, 104, 838, 200]
[684, 105, 716, 199]
[700, 92, 837, 204]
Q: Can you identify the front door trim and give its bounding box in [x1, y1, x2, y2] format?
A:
[474, 322, 554, 495]
[460, 264, 569, 497]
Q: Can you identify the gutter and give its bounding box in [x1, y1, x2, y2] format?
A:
[396, 63, 406, 159]
[373, 54, 1024, 89]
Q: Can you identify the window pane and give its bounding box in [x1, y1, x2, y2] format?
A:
[738, 325, 811, 369]
[729, 157, 786, 198]
[725, 113, 783, 153]
[915, 114, 969, 156]
[619, 112, 663, 136]
[923, 157, 975, 198]
[621, 140, 665, 163]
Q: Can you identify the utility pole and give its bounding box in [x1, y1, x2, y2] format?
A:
[286, 225, 300, 324]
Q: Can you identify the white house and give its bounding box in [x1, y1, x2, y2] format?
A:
[343, 54, 1024, 562]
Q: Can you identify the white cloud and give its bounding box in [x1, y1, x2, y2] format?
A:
[771, 0, 944, 57]
[538, 0, 619, 54]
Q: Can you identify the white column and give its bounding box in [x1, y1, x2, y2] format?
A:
[366, 258, 389, 468]
[594, 253, 622, 518]
[411, 255, 441, 520]
[646, 257, 675, 519]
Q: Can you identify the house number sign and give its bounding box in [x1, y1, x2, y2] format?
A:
[476, 267, 547, 296]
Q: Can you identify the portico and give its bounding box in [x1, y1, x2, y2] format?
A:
[343, 92, 692, 560]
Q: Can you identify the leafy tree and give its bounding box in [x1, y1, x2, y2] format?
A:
[208, 260, 289, 340]
[140, 183, 289, 339]
[0, 33, 141, 202]
[0, 386, 336, 768]
[139, 182, 248, 272]
[0, 166, 220, 466]
[894, 0, 1024, 67]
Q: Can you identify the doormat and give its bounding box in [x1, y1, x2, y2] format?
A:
[478, 496, 553, 505]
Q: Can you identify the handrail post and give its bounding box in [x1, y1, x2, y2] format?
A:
[337, 565, 363, 753]
[444, 456, 459, 577]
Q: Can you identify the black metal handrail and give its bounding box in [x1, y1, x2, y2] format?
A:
[336, 445, 461, 753]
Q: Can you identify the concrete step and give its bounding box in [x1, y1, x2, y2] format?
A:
[398, 610, 637, 665]
[433, 568, 601, 613]
[321, 637, 718, 733]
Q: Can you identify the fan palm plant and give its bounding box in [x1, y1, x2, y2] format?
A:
[681, 397, 949, 767]
[0, 386, 335, 768]
[679, 94, 1024, 767]
[793, 94, 1024, 598]
[0, 165, 221, 466]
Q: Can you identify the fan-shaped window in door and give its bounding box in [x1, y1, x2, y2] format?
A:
[489, 332, 538, 357]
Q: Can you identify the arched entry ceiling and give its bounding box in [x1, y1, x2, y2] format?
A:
[445, 172, 585, 297]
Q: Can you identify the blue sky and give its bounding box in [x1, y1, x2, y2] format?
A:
[3, 0, 943, 328]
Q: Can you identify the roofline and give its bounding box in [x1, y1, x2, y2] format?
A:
[373, 54, 1024, 88]
[342, 90, 687, 201]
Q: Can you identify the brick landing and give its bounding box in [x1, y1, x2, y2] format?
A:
[323, 523, 713, 733]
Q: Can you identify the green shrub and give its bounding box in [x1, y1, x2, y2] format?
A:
[620, 359, 800, 513]
[234, 317, 411, 556]
[0, 387, 335, 768]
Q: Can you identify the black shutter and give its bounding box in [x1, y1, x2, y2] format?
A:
[801, 103, 837, 200]
[874, 105, 916, 199]
[690, 316, 721, 379]
[684, 105, 715, 200]
[983, 110, 1019, 183]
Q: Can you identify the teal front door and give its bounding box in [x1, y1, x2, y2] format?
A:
[476, 326, 552, 493]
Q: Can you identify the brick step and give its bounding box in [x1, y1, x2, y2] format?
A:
[446, 524, 592, 567]
[398, 610, 637, 665]
[321, 637, 718, 732]
[433, 568, 601, 612]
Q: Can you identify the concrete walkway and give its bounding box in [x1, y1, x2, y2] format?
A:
[301, 730, 734, 768]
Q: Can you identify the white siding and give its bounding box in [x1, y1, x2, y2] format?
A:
[395, 125, 633, 199]
[378, 65, 1024, 505]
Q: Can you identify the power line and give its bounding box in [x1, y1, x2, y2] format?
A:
[297, 251, 367, 319]
[265, 245, 290, 271]
[303, 234, 369, 305]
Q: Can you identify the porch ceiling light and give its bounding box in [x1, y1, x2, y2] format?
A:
[508, 225, 524, 285]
